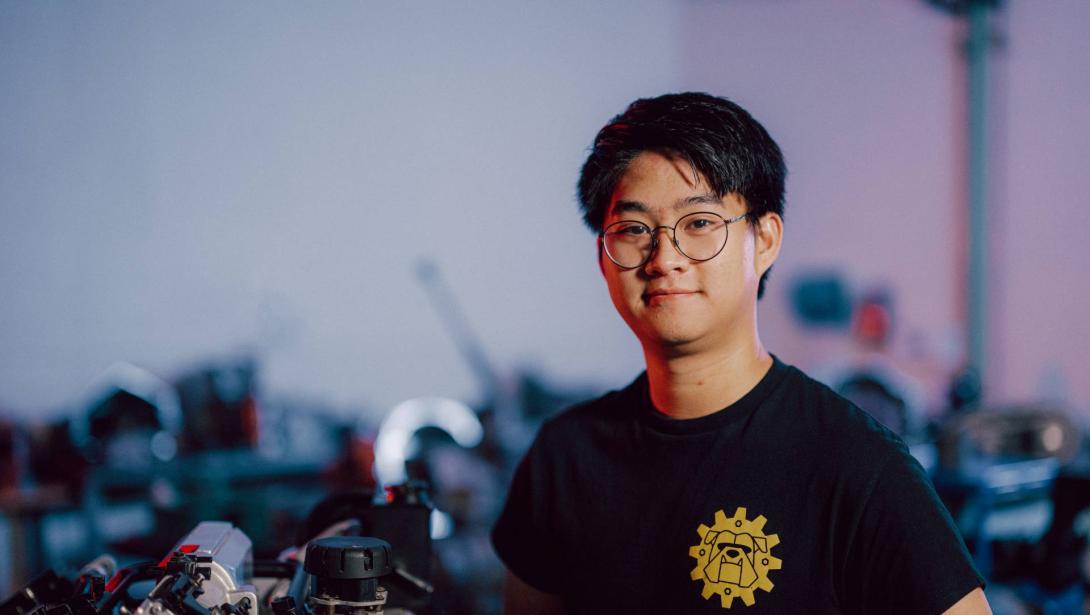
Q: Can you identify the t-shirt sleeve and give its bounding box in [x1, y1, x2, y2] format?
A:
[490, 427, 564, 595]
[846, 449, 985, 614]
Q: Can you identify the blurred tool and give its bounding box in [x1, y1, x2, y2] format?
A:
[789, 271, 853, 329]
[175, 357, 260, 451]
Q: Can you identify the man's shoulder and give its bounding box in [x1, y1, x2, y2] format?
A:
[543, 374, 642, 428]
[771, 360, 910, 459]
[529, 373, 645, 451]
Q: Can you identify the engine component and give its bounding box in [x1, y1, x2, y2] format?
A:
[304, 536, 392, 613]
[162, 521, 259, 613]
[2, 499, 424, 614]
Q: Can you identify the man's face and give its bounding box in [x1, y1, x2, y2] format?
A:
[599, 151, 773, 354]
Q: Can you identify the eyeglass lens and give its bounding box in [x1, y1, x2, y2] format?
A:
[602, 211, 729, 268]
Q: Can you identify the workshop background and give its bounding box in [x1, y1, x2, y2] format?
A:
[1, 2, 1088, 614]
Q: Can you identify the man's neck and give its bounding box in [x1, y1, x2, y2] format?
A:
[643, 340, 773, 420]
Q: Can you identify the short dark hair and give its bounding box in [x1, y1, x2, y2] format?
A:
[577, 92, 786, 299]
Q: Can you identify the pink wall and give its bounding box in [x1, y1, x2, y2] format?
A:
[679, 1, 1090, 416]
[999, 1, 1090, 411]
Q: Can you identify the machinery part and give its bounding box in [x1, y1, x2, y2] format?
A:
[271, 595, 301, 615]
[163, 521, 258, 613]
[363, 485, 434, 607]
[0, 569, 81, 615]
[75, 554, 118, 601]
[97, 562, 160, 613]
[373, 397, 482, 487]
[938, 405, 1081, 470]
[305, 536, 393, 613]
[2, 521, 425, 615]
[73, 362, 183, 453]
[294, 488, 433, 612]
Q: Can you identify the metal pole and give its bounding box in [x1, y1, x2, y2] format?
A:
[966, 1, 991, 397]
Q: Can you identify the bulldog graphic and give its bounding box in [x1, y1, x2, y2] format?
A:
[702, 530, 769, 588]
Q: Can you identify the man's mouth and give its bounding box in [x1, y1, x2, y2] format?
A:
[644, 289, 698, 304]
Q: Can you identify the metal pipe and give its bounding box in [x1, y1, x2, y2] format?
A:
[966, 1, 992, 397]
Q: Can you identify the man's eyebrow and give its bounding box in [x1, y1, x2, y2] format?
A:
[611, 193, 723, 215]
[681, 193, 724, 208]
[613, 199, 649, 213]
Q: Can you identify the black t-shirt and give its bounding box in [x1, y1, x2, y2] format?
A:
[492, 358, 984, 614]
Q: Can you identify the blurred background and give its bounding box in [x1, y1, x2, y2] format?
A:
[1, 1, 1088, 613]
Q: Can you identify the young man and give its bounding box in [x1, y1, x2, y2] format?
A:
[492, 93, 990, 614]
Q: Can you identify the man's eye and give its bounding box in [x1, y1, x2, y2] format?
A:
[684, 216, 722, 233]
[613, 224, 648, 236]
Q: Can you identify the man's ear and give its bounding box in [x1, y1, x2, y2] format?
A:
[597, 237, 607, 277]
[754, 212, 783, 277]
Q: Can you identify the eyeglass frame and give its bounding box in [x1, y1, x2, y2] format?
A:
[598, 211, 749, 270]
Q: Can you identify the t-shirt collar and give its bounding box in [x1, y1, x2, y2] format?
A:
[633, 355, 789, 436]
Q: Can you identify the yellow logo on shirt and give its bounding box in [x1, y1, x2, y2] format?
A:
[689, 507, 781, 608]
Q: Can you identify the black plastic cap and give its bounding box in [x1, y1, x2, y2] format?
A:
[305, 537, 392, 580]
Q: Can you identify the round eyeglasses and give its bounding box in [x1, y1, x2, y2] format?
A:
[599, 211, 747, 269]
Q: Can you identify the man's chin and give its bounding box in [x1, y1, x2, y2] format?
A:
[638, 327, 703, 351]
[624, 312, 711, 350]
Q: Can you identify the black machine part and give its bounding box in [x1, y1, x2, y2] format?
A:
[305, 537, 393, 604]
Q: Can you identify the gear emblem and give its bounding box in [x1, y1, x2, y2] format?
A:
[689, 507, 781, 608]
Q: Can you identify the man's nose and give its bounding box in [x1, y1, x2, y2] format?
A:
[644, 227, 687, 273]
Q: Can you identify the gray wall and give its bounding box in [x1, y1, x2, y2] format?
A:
[2, 1, 1087, 421]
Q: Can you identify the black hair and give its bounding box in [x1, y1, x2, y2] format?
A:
[577, 92, 786, 299]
